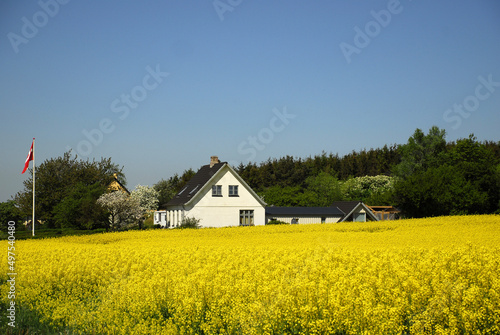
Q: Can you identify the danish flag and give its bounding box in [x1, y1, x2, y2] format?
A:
[22, 139, 34, 174]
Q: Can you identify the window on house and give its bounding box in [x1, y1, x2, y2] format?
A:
[321, 217, 326, 224]
[229, 185, 239, 196]
[239, 210, 254, 226]
[212, 185, 222, 197]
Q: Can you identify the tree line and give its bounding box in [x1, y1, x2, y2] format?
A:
[153, 126, 499, 216]
[1, 126, 499, 232]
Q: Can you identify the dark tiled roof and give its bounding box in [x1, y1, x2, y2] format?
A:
[165, 162, 226, 207]
[265, 206, 344, 217]
[330, 201, 362, 215]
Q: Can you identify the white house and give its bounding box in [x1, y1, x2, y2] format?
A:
[154, 156, 380, 228]
[154, 156, 267, 228]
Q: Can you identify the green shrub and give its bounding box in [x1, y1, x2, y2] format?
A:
[267, 219, 288, 225]
[178, 217, 201, 229]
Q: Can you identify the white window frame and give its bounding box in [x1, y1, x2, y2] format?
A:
[212, 185, 222, 197]
[239, 210, 254, 226]
[229, 185, 239, 197]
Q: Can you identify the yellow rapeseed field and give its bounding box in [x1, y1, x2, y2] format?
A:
[1, 215, 500, 334]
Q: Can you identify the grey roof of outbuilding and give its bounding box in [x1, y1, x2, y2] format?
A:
[265, 206, 345, 217]
[331, 201, 379, 222]
[164, 162, 226, 207]
[330, 201, 362, 215]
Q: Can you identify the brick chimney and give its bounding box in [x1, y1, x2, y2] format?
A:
[210, 156, 220, 168]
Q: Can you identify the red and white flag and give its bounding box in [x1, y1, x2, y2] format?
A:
[22, 139, 34, 174]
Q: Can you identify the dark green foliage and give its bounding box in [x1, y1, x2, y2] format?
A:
[154, 169, 196, 208]
[0, 200, 22, 232]
[154, 177, 179, 208]
[15, 151, 123, 228]
[394, 165, 489, 217]
[237, 147, 401, 194]
[305, 172, 343, 206]
[448, 136, 500, 213]
[392, 126, 447, 179]
[266, 219, 288, 225]
[234, 127, 500, 216]
[259, 186, 316, 207]
[393, 129, 500, 217]
[53, 182, 108, 230]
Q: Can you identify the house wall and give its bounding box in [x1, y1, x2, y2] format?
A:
[266, 216, 341, 224]
[186, 167, 265, 228]
[159, 166, 265, 228]
[345, 207, 369, 222]
[154, 208, 185, 228]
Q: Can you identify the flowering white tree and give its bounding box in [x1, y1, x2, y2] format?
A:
[341, 175, 394, 204]
[130, 185, 159, 218]
[96, 191, 142, 230]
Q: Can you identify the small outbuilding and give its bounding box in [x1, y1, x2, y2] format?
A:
[331, 201, 379, 222]
[265, 207, 345, 224]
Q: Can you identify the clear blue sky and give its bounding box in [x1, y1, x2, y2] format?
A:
[1, 0, 499, 202]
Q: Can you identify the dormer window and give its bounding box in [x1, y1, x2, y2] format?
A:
[212, 185, 222, 197]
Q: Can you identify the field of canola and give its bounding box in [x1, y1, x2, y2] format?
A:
[1, 215, 500, 334]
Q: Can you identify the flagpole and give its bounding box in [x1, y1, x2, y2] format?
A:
[32, 138, 35, 237]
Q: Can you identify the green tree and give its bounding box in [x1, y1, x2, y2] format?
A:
[395, 133, 500, 217]
[305, 172, 342, 206]
[447, 135, 500, 213]
[154, 175, 180, 207]
[0, 200, 23, 232]
[394, 165, 489, 217]
[53, 182, 108, 230]
[259, 185, 316, 207]
[15, 151, 123, 228]
[393, 126, 447, 179]
[342, 175, 395, 205]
